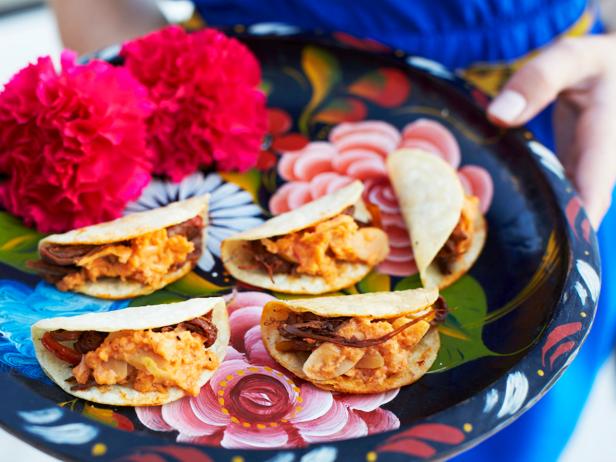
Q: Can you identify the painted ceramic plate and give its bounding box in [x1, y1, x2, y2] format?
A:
[0, 27, 600, 462]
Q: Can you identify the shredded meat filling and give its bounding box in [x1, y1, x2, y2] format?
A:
[41, 315, 218, 395]
[277, 298, 447, 351]
[434, 208, 473, 275]
[251, 213, 388, 282]
[275, 306, 443, 383]
[29, 216, 204, 291]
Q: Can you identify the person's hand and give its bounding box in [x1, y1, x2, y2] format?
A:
[487, 34, 616, 228]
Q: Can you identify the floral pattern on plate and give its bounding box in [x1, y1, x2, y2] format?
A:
[0, 281, 128, 379]
[136, 291, 400, 448]
[124, 172, 265, 272]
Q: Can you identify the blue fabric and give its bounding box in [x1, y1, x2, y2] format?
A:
[194, 0, 588, 68]
[193, 1, 615, 460]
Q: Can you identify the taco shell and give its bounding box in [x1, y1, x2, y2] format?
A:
[221, 181, 386, 294]
[261, 289, 440, 393]
[37, 195, 209, 299]
[387, 149, 486, 288]
[32, 297, 229, 406]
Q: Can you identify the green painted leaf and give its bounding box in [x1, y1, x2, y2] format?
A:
[0, 212, 44, 272]
[357, 271, 391, 293]
[129, 290, 185, 307]
[430, 275, 496, 372]
[394, 273, 422, 291]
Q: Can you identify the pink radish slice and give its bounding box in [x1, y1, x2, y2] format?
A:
[330, 121, 401, 146]
[386, 245, 414, 263]
[459, 165, 494, 213]
[384, 225, 411, 247]
[299, 141, 338, 157]
[269, 182, 297, 215]
[346, 159, 388, 180]
[457, 172, 472, 195]
[399, 139, 442, 156]
[378, 259, 418, 277]
[401, 119, 461, 168]
[278, 153, 300, 181]
[332, 149, 382, 174]
[309, 172, 345, 199]
[293, 152, 334, 181]
[380, 212, 406, 228]
[334, 132, 397, 157]
[326, 175, 355, 194]
[287, 182, 313, 209]
[366, 190, 400, 215]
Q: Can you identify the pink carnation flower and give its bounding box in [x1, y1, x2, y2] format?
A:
[0, 52, 153, 233]
[136, 291, 400, 449]
[121, 26, 267, 181]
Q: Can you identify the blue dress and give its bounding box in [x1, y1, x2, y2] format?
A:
[193, 1, 615, 460]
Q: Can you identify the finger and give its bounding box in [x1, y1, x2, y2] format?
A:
[570, 99, 616, 228]
[487, 36, 611, 126]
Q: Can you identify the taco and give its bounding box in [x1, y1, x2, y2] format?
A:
[387, 149, 486, 289]
[32, 297, 229, 406]
[29, 195, 209, 299]
[261, 288, 443, 393]
[221, 181, 389, 294]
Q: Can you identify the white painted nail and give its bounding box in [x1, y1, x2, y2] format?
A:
[487, 90, 527, 123]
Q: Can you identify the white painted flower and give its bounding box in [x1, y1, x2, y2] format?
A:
[301, 446, 338, 462]
[406, 56, 455, 80]
[24, 423, 99, 445]
[483, 388, 499, 413]
[18, 408, 63, 425]
[497, 371, 529, 418]
[577, 259, 600, 303]
[125, 172, 264, 272]
[528, 141, 565, 179]
[248, 22, 301, 35]
[575, 281, 588, 305]
[265, 453, 296, 462]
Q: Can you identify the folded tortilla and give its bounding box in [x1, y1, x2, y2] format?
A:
[261, 288, 440, 393]
[33, 195, 209, 299]
[387, 149, 486, 289]
[221, 181, 389, 294]
[32, 297, 229, 406]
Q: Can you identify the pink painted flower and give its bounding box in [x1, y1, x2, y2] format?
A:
[268, 119, 494, 276]
[136, 292, 400, 449]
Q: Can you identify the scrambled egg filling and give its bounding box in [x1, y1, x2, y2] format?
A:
[301, 316, 432, 384]
[261, 214, 389, 281]
[72, 327, 218, 396]
[58, 229, 194, 291]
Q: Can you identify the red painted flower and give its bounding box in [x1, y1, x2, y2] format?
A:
[136, 292, 400, 448]
[121, 26, 268, 181]
[257, 108, 308, 170]
[0, 51, 153, 232]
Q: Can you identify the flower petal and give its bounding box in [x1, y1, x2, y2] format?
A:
[230, 305, 262, 352]
[244, 325, 278, 367]
[295, 399, 349, 441]
[190, 384, 232, 427]
[338, 388, 399, 412]
[221, 422, 289, 449]
[355, 408, 400, 434]
[227, 291, 275, 313]
[310, 409, 368, 442]
[134, 406, 174, 432]
[290, 383, 334, 423]
[162, 395, 223, 436]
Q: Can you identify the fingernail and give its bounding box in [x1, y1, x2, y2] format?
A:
[487, 90, 527, 123]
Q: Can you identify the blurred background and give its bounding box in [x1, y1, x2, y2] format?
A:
[0, 0, 615, 461]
